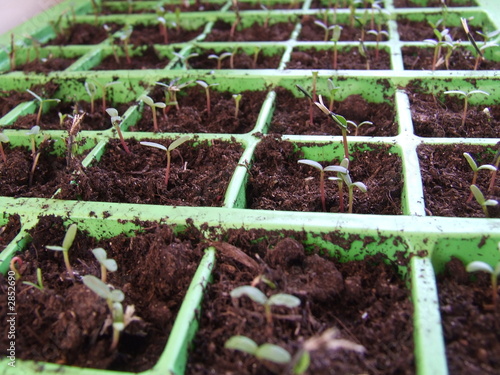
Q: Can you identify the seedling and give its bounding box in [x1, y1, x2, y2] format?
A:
[116, 25, 133, 64]
[138, 94, 166, 133]
[84, 81, 98, 114]
[106, 108, 131, 154]
[46, 223, 77, 280]
[443, 90, 490, 127]
[358, 39, 370, 70]
[9, 256, 22, 280]
[157, 17, 170, 44]
[232, 93, 242, 118]
[347, 120, 373, 136]
[140, 135, 191, 188]
[22, 268, 45, 291]
[196, 80, 219, 115]
[314, 20, 338, 42]
[156, 78, 193, 114]
[367, 29, 388, 61]
[488, 149, 500, 193]
[224, 335, 292, 365]
[208, 52, 233, 70]
[26, 125, 49, 187]
[355, 9, 370, 42]
[89, 79, 121, 114]
[66, 113, 84, 166]
[0, 132, 9, 163]
[316, 95, 350, 158]
[91, 248, 117, 283]
[338, 169, 368, 214]
[173, 52, 199, 70]
[26, 89, 61, 125]
[251, 46, 261, 69]
[461, 18, 499, 70]
[463, 152, 497, 202]
[230, 285, 300, 324]
[466, 259, 500, 309]
[470, 184, 498, 218]
[103, 24, 120, 63]
[298, 159, 347, 212]
[330, 25, 342, 70]
[230, 0, 241, 40]
[326, 79, 340, 111]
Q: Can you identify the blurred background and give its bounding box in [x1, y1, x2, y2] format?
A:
[0, 0, 64, 34]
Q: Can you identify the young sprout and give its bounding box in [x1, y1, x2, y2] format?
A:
[140, 135, 190, 188]
[89, 79, 122, 114]
[326, 79, 340, 111]
[367, 29, 388, 61]
[338, 169, 367, 214]
[443, 90, 490, 127]
[84, 81, 98, 115]
[355, 9, 370, 42]
[208, 52, 233, 70]
[230, 285, 300, 325]
[106, 108, 131, 154]
[470, 184, 498, 218]
[196, 80, 219, 115]
[488, 149, 500, 193]
[316, 95, 350, 159]
[0, 132, 9, 163]
[225, 335, 292, 365]
[298, 159, 347, 212]
[358, 39, 370, 70]
[463, 152, 497, 203]
[138, 94, 166, 133]
[26, 89, 61, 125]
[424, 22, 449, 71]
[232, 93, 242, 118]
[156, 78, 193, 114]
[252, 46, 261, 69]
[26, 125, 48, 187]
[66, 113, 84, 166]
[116, 25, 133, 64]
[330, 25, 342, 70]
[314, 20, 338, 42]
[9, 256, 22, 280]
[91, 248, 117, 283]
[466, 259, 500, 309]
[46, 223, 77, 280]
[347, 120, 373, 136]
[230, 0, 241, 40]
[461, 18, 499, 70]
[22, 268, 45, 291]
[157, 16, 169, 44]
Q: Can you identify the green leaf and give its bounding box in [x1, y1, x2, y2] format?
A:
[224, 335, 258, 355]
[92, 248, 107, 263]
[267, 293, 301, 308]
[168, 135, 191, 151]
[353, 181, 368, 193]
[139, 95, 154, 107]
[255, 343, 291, 364]
[298, 159, 323, 171]
[110, 289, 125, 303]
[293, 351, 310, 374]
[46, 245, 65, 252]
[140, 141, 168, 151]
[230, 285, 267, 305]
[62, 224, 77, 251]
[83, 275, 111, 299]
[106, 108, 119, 117]
[470, 184, 485, 204]
[466, 261, 494, 274]
[324, 165, 348, 174]
[443, 90, 466, 97]
[0, 133, 9, 143]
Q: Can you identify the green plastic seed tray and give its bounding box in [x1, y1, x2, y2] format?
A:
[0, 0, 499, 374]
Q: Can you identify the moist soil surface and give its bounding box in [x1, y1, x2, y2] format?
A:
[0, 83, 59, 117]
[131, 86, 267, 133]
[247, 137, 403, 214]
[127, 25, 206, 45]
[188, 49, 283, 69]
[417, 143, 500, 218]
[405, 86, 500, 138]
[13, 58, 76, 74]
[59, 138, 243, 206]
[269, 87, 396, 136]
[0, 215, 21, 249]
[92, 46, 168, 70]
[437, 257, 500, 374]
[402, 46, 500, 71]
[287, 48, 391, 70]
[393, 0, 476, 6]
[44, 23, 121, 46]
[396, 19, 483, 42]
[186, 237, 414, 374]
[204, 20, 295, 42]
[0, 215, 203, 372]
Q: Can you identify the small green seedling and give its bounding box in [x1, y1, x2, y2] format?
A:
[138, 94, 166, 133]
[9, 256, 22, 280]
[106, 108, 131, 154]
[225, 335, 291, 365]
[22, 268, 45, 291]
[252, 46, 261, 69]
[337, 169, 367, 214]
[316, 95, 350, 158]
[463, 152, 497, 203]
[26, 125, 48, 187]
[208, 52, 233, 70]
[367, 29, 388, 61]
[314, 20, 338, 42]
[232, 93, 242, 118]
[140, 135, 190, 188]
[298, 159, 347, 212]
[89, 79, 121, 114]
[173, 52, 199, 70]
[116, 25, 133, 64]
[358, 39, 370, 70]
[230, 285, 300, 324]
[92, 248, 117, 283]
[196, 80, 219, 115]
[66, 113, 84, 166]
[470, 184, 498, 218]
[26, 89, 61, 125]
[461, 18, 499, 70]
[0, 132, 9, 163]
[46, 223, 77, 280]
[466, 259, 500, 309]
[326, 79, 340, 111]
[230, 0, 241, 39]
[329, 157, 350, 213]
[347, 120, 373, 136]
[443, 90, 490, 127]
[84, 81, 98, 114]
[157, 16, 170, 44]
[488, 149, 500, 193]
[156, 78, 193, 114]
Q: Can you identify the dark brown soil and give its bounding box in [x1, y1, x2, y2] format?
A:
[298, 16, 389, 42]
[247, 137, 403, 214]
[102, 2, 222, 13]
[394, 0, 476, 7]
[92, 46, 168, 70]
[10, 101, 130, 131]
[405, 86, 500, 138]
[417, 143, 500, 218]
[128, 24, 206, 45]
[402, 46, 500, 70]
[0, 82, 60, 118]
[269, 87, 396, 136]
[13, 58, 76, 73]
[45, 23, 119, 45]
[0, 215, 203, 371]
[437, 257, 500, 374]
[204, 20, 295, 42]
[397, 19, 483, 42]
[131, 87, 267, 133]
[232, 1, 303, 10]
[59, 138, 243, 206]
[186, 237, 414, 374]
[287, 47, 391, 70]
[0, 215, 21, 249]
[188, 49, 283, 69]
